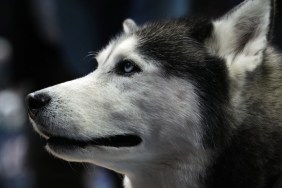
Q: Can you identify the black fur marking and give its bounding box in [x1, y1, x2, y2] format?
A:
[273, 175, 282, 188]
[184, 17, 213, 43]
[269, 0, 277, 40]
[205, 123, 282, 188]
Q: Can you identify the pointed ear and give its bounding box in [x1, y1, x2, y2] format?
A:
[123, 19, 138, 34]
[206, 0, 275, 74]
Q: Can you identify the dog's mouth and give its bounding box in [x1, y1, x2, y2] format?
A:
[47, 134, 142, 148]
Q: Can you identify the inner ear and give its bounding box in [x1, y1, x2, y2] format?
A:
[123, 19, 138, 34]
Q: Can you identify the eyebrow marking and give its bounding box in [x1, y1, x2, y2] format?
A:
[97, 35, 137, 66]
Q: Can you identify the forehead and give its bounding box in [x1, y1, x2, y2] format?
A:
[96, 20, 207, 68]
[136, 21, 206, 61]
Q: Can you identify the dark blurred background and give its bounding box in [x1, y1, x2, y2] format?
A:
[0, 0, 281, 188]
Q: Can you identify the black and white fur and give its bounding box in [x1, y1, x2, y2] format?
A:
[26, 0, 282, 187]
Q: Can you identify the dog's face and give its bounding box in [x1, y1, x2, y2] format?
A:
[27, 0, 274, 174]
[27, 22, 205, 173]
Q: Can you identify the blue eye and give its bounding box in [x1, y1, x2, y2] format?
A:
[124, 61, 135, 73]
[116, 60, 141, 76]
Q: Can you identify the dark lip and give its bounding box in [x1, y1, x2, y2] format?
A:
[27, 109, 36, 119]
[47, 134, 142, 148]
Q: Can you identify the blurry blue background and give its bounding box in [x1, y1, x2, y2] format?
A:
[0, 0, 281, 188]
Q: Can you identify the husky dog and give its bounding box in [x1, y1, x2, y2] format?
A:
[26, 0, 282, 187]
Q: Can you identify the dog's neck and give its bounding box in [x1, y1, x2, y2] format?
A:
[122, 153, 209, 188]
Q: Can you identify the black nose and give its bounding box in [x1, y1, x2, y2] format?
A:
[26, 93, 51, 117]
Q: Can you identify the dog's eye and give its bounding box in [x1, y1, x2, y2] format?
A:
[124, 61, 135, 73]
[116, 60, 141, 76]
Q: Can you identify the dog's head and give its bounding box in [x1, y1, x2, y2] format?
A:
[26, 0, 275, 174]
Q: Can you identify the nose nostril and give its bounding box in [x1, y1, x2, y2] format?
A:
[29, 96, 45, 109]
[26, 93, 51, 116]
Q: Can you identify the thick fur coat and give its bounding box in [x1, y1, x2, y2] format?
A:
[27, 0, 282, 187]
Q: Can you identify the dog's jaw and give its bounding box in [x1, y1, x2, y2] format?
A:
[123, 149, 210, 188]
